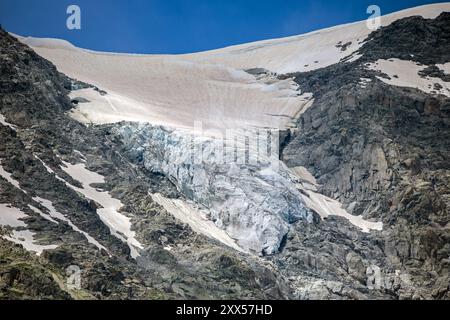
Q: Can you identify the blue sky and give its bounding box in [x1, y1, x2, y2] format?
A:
[0, 0, 446, 54]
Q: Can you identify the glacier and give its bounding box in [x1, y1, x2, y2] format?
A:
[117, 123, 315, 255]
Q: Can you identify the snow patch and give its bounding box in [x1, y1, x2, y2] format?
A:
[0, 204, 58, 255]
[290, 166, 383, 232]
[0, 162, 25, 193]
[34, 155, 55, 174]
[151, 193, 246, 253]
[301, 190, 383, 233]
[289, 166, 318, 191]
[366, 59, 450, 97]
[0, 114, 17, 131]
[437, 62, 450, 74]
[4, 230, 58, 255]
[33, 196, 108, 252]
[0, 204, 27, 228]
[346, 53, 363, 63]
[28, 204, 58, 224]
[60, 161, 142, 258]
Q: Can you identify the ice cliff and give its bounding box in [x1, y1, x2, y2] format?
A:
[116, 124, 315, 255]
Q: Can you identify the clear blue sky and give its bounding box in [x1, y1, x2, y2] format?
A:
[0, 0, 447, 54]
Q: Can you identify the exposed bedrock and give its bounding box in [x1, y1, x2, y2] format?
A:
[281, 13, 450, 299]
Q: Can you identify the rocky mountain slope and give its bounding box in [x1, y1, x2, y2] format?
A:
[0, 29, 288, 299]
[1, 4, 449, 300]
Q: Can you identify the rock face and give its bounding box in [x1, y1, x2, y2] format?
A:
[1, 11, 450, 300]
[283, 13, 450, 299]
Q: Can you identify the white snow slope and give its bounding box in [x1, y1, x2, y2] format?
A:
[15, 3, 450, 131]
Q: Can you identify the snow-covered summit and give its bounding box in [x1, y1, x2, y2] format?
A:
[15, 3, 450, 131]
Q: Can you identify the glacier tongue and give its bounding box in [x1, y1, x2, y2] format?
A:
[117, 123, 314, 255]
